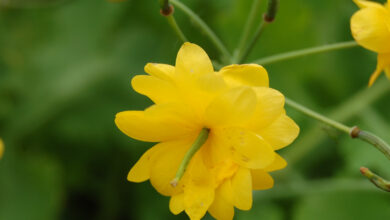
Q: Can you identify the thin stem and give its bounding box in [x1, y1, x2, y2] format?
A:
[236, 0, 280, 63]
[238, 21, 269, 63]
[285, 97, 352, 134]
[286, 94, 390, 193]
[253, 41, 358, 65]
[360, 167, 390, 192]
[170, 0, 232, 64]
[166, 15, 188, 42]
[352, 128, 390, 160]
[235, 0, 262, 62]
[171, 128, 210, 187]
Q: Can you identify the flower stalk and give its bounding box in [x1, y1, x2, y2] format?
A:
[159, 0, 188, 42]
[253, 41, 358, 65]
[170, 0, 232, 64]
[171, 128, 210, 187]
[286, 97, 390, 192]
[360, 167, 390, 192]
[235, 0, 263, 62]
[237, 0, 280, 63]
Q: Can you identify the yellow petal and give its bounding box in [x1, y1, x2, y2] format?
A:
[353, 0, 384, 9]
[250, 169, 274, 190]
[219, 180, 234, 204]
[219, 64, 269, 87]
[184, 185, 215, 220]
[176, 72, 228, 118]
[150, 139, 192, 196]
[127, 143, 166, 182]
[257, 114, 300, 150]
[185, 151, 213, 186]
[115, 104, 196, 142]
[175, 42, 214, 76]
[351, 5, 390, 53]
[231, 167, 252, 210]
[201, 132, 231, 168]
[208, 188, 234, 220]
[264, 153, 287, 172]
[204, 87, 257, 128]
[131, 75, 180, 104]
[170, 193, 185, 215]
[248, 87, 285, 130]
[385, 66, 390, 79]
[369, 53, 390, 86]
[215, 127, 276, 169]
[144, 63, 175, 81]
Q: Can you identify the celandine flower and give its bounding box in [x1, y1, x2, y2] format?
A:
[351, 0, 390, 86]
[115, 43, 299, 220]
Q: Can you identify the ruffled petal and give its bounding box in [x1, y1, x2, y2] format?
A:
[248, 87, 285, 130]
[264, 153, 287, 172]
[177, 73, 228, 117]
[115, 104, 197, 142]
[127, 143, 165, 182]
[231, 168, 252, 210]
[131, 75, 180, 104]
[208, 188, 234, 220]
[351, 5, 390, 53]
[144, 63, 175, 81]
[170, 193, 185, 215]
[215, 127, 276, 169]
[219, 180, 234, 204]
[176, 42, 214, 76]
[219, 64, 269, 87]
[257, 114, 300, 150]
[369, 53, 390, 86]
[353, 0, 384, 9]
[184, 185, 215, 220]
[204, 87, 257, 128]
[149, 139, 192, 196]
[250, 169, 274, 190]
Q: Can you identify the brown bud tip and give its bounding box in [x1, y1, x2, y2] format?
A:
[160, 4, 174, 16]
[360, 167, 368, 175]
[263, 13, 275, 23]
[350, 126, 360, 138]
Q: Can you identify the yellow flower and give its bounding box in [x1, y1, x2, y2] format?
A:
[351, 0, 390, 86]
[115, 43, 299, 220]
[0, 138, 3, 159]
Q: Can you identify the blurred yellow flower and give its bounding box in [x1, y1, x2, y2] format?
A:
[351, 0, 390, 86]
[115, 43, 299, 220]
[0, 138, 3, 158]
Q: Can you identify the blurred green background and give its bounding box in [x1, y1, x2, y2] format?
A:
[0, 0, 389, 219]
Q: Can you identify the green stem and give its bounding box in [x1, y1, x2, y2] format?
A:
[171, 128, 210, 187]
[166, 15, 188, 43]
[236, 0, 280, 63]
[170, 0, 232, 64]
[360, 167, 390, 192]
[238, 21, 269, 63]
[253, 41, 358, 65]
[235, 0, 262, 62]
[285, 97, 352, 134]
[353, 129, 390, 161]
[286, 92, 390, 193]
[285, 79, 390, 165]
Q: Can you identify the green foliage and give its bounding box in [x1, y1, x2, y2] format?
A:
[0, 0, 389, 219]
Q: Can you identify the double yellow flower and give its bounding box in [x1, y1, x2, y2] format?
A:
[351, 0, 390, 86]
[115, 43, 299, 220]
